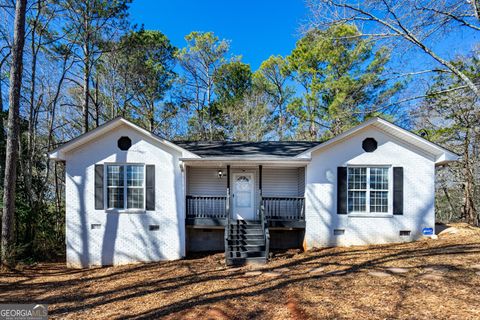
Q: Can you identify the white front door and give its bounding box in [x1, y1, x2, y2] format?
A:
[233, 173, 255, 220]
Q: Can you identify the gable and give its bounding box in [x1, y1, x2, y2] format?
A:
[297, 118, 459, 164]
[49, 118, 198, 161]
[310, 125, 437, 165]
[63, 124, 182, 164]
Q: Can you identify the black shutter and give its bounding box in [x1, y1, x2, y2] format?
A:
[337, 167, 348, 214]
[146, 165, 155, 211]
[94, 164, 104, 209]
[393, 167, 404, 215]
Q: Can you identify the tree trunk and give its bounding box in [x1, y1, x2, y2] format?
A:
[149, 102, 155, 132]
[1, 0, 28, 266]
[461, 129, 478, 226]
[94, 74, 99, 127]
[82, 4, 91, 133]
[83, 49, 90, 133]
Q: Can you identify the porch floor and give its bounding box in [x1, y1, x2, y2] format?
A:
[186, 217, 305, 229]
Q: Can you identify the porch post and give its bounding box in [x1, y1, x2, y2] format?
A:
[226, 165, 231, 220]
[259, 165, 263, 196]
[259, 165, 263, 220]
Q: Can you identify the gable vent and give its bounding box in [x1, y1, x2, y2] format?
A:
[118, 136, 132, 151]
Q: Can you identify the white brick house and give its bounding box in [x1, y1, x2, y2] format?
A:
[49, 117, 458, 267]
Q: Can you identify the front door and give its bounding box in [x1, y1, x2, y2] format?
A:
[232, 173, 255, 220]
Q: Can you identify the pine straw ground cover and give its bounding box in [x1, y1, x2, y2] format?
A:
[1, 224, 480, 320]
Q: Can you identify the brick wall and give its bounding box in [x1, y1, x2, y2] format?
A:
[65, 125, 185, 267]
[305, 126, 435, 248]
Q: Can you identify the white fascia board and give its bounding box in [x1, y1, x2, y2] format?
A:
[48, 117, 200, 161]
[434, 152, 461, 165]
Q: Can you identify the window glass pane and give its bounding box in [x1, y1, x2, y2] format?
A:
[370, 191, 388, 212]
[370, 167, 388, 190]
[127, 188, 144, 209]
[127, 165, 144, 187]
[348, 167, 366, 190]
[107, 165, 124, 187]
[108, 187, 124, 209]
[348, 191, 366, 212]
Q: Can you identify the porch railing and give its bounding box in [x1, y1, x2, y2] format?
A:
[262, 196, 305, 220]
[186, 195, 305, 221]
[186, 195, 228, 219]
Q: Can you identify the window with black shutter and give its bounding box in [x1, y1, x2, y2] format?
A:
[337, 166, 402, 215]
[103, 164, 150, 210]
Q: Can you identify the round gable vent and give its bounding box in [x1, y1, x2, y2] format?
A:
[362, 138, 377, 152]
[118, 136, 132, 151]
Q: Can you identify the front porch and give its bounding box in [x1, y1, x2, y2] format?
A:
[184, 163, 306, 229]
[183, 161, 307, 265]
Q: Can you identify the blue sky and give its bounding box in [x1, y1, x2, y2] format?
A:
[129, 0, 479, 125]
[129, 0, 478, 74]
[129, 0, 307, 70]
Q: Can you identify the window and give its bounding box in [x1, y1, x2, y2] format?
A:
[106, 164, 144, 209]
[347, 167, 389, 213]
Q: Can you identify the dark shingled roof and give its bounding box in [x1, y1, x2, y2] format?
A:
[174, 141, 322, 158]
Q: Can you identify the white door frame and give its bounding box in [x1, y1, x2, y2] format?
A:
[232, 172, 255, 220]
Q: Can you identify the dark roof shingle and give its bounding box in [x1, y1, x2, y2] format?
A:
[174, 141, 322, 158]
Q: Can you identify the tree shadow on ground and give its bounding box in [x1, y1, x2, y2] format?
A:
[1, 240, 479, 319]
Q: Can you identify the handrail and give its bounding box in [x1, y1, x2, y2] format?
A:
[259, 193, 270, 263]
[224, 187, 231, 262]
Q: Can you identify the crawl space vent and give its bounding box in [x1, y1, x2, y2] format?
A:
[333, 229, 345, 236]
[149, 225, 160, 231]
[399, 230, 411, 236]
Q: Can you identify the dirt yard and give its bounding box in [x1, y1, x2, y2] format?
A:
[1, 224, 480, 320]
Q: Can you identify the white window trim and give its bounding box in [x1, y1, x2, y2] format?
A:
[104, 163, 146, 213]
[347, 165, 393, 216]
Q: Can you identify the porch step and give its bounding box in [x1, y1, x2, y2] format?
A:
[235, 220, 262, 225]
[225, 257, 266, 266]
[228, 244, 266, 251]
[231, 223, 262, 230]
[227, 250, 266, 258]
[227, 239, 265, 245]
[228, 235, 264, 242]
[225, 220, 269, 266]
[229, 229, 264, 236]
